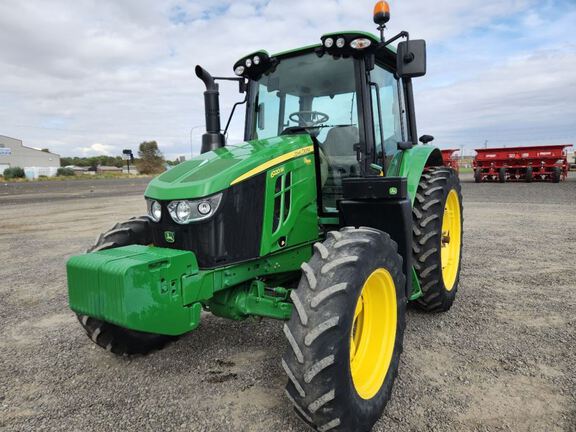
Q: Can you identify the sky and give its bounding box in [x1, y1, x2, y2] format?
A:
[0, 0, 575, 160]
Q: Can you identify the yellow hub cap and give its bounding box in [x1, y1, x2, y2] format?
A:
[440, 189, 462, 291]
[350, 268, 397, 400]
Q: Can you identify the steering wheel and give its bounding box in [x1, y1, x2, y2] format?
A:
[289, 111, 330, 127]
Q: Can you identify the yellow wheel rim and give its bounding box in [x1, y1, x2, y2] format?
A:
[440, 189, 462, 291]
[350, 268, 397, 400]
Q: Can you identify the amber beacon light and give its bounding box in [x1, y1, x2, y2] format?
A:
[373, 1, 391, 25]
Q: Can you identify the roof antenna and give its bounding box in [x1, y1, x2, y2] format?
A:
[373, 1, 391, 42]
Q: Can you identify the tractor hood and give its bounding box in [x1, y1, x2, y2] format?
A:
[145, 134, 314, 200]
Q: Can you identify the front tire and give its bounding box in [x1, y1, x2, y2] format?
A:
[282, 227, 406, 432]
[77, 217, 177, 355]
[413, 167, 463, 312]
[498, 167, 507, 183]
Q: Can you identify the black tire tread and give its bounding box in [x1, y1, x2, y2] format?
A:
[498, 167, 506, 183]
[412, 167, 463, 312]
[551, 166, 561, 183]
[525, 166, 533, 183]
[282, 227, 407, 432]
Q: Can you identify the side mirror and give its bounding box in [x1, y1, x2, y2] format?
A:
[397, 39, 426, 78]
[257, 103, 265, 130]
[419, 135, 434, 144]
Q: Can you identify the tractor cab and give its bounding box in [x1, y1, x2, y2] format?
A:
[204, 25, 429, 218]
[238, 33, 414, 212]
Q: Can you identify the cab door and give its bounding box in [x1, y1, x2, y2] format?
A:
[369, 64, 407, 171]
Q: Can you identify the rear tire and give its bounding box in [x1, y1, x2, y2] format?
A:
[77, 217, 177, 355]
[525, 166, 533, 183]
[412, 168, 463, 312]
[282, 227, 406, 432]
[474, 169, 482, 183]
[498, 167, 506, 183]
[551, 166, 561, 183]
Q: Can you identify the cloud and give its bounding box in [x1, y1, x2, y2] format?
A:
[79, 143, 115, 156]
[0, 0, 574, 160]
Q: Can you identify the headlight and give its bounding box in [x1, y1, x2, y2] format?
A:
[336, 37, 346, 48]
[167, 193, 223, 224]
[245, 58, 252, 68]
[234, 65, 245, 76]
[175, 201, 192, 222]
[324, 38, 334, 48]
[253, 55, 260, 65]
[147, 199, 162, 222]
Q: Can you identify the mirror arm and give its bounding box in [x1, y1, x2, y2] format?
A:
[223, 95, 248, 137]
[213, 76, 247, 93]
[380, 31, 409, 48]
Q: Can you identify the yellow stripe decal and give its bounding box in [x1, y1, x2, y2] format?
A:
[230, 145, 314, 185]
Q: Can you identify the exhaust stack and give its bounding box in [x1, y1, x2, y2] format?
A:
[195, 65, 225, 153]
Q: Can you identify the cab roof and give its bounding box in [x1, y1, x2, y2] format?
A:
[237, 30, 396, 64]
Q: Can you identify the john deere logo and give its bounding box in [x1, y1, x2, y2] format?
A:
[164, 231, 175, 243]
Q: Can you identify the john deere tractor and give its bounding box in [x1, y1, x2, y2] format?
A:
[67, 3, 463, 431]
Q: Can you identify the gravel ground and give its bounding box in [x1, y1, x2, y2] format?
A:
[0, 174, 574, 432]
[0, 177, 151, 205]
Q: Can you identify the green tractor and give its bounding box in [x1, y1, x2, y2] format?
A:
[67, 2, 463, 431]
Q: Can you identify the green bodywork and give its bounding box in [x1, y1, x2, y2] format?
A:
[68, 245, 201, 335]
[68, 243, 312, 335]
[67, 134, 439, 334]
[145, 134, 314, 200]
[67, 33, 441, 336]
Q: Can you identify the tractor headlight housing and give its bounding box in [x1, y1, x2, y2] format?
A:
[320, 33, 378, 58]
[167, 193, 223, 224]
[147, 200, 162, 222]
[232, 50, 271, 80]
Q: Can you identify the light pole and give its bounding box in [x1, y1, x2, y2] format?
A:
[189, 125, 205, 159]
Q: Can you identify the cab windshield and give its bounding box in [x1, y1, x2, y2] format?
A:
[249, 52, 361, 211]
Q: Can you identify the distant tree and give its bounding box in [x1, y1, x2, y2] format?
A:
[3, 167, 25, 179]
[136, 141, 165, 174]
[166, 158, 183, 167]
[57, 167, 75, 176]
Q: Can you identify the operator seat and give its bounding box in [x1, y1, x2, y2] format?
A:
[322, 125, 360, 174]
[320, 126, 360, 208]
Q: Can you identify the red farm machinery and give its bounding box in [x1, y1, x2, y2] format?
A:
[473, 144, 572, 183]
[441, 149, 460, 173]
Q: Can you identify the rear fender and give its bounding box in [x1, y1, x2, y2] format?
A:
[388, 146, 443, 203]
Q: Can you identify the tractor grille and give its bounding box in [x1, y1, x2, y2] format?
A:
[150, 173, 265, 268]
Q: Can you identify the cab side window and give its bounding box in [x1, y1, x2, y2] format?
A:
[370, 65, 406, 168]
